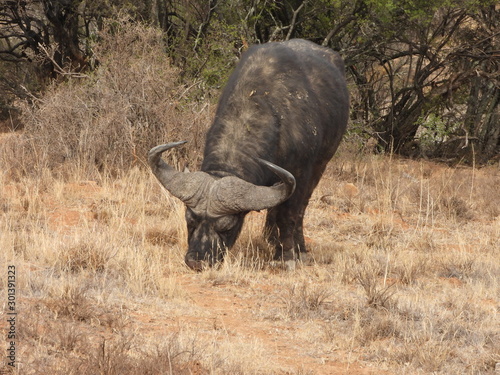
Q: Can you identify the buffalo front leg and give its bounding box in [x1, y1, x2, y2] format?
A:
[264, 207, 279, 249]
[267, 204, 297, 264]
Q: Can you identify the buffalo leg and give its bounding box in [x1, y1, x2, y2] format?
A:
[293, 208, 307, 254]
[274, 205, 297, 262]
[266, 184, 313, 261]
[266, 157, 332, 263]
[264, 207, 279, 248]
[265, 203, 297, 262]
[290, 160, 332, 259]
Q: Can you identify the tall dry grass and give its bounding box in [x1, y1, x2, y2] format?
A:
[1, 19, 212, 180]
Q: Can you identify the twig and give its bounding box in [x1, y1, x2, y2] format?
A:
[285, 1, 307, 41]
[38, 44, 89, 79]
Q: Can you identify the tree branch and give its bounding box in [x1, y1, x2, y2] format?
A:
[193, 0, 218, 53]
[322, 15, 356, 47]
[285, 1, 307, 41]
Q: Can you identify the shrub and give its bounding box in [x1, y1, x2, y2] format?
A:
[5, 19, 212, 178]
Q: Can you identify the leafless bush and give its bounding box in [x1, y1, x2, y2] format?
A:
[72, 332, 205, 375]
[280, 282, 331, 320]
[4, 19, 212, 178]
[394, 255, 430, 285]
[56, 240, 113, 273]
[354, 308, 401, 346]
[44, 283, 94, 321]
[353, 259, 397, 308]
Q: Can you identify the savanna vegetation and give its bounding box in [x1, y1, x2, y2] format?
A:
[0, 1, 499, 374]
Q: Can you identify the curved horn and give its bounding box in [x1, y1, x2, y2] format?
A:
[257, 158, 296, 200]
[148, 141, 214, 206]
[148, 141, 187, 168]
[148, 141, 187, 190]
[210, 159, 296, 214]
[149, 143, 296, 215]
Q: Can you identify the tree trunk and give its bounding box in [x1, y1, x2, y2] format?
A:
[478, 87, 500, 163]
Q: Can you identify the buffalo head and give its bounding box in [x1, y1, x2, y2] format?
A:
[148, 141, 296, 270]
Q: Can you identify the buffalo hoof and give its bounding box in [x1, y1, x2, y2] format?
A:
[270, 249, 298, 271]
[284, 259, 296, 271]
[268, 259, 298, 271]
[298, 252, 313, 265]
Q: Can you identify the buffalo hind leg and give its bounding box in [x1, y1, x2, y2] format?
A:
[287, 164, 330, 263]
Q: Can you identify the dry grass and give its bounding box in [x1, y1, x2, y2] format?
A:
[1, 19, 212, 179]
[1, 150, 499, 374]
[2, 106, 500, 374]
[0, 20, 499, 375]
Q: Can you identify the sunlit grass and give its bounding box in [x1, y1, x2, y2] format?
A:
[0, 144, 499, 374]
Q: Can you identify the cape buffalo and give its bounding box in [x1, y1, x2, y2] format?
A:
[149, 39, 349, 270]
